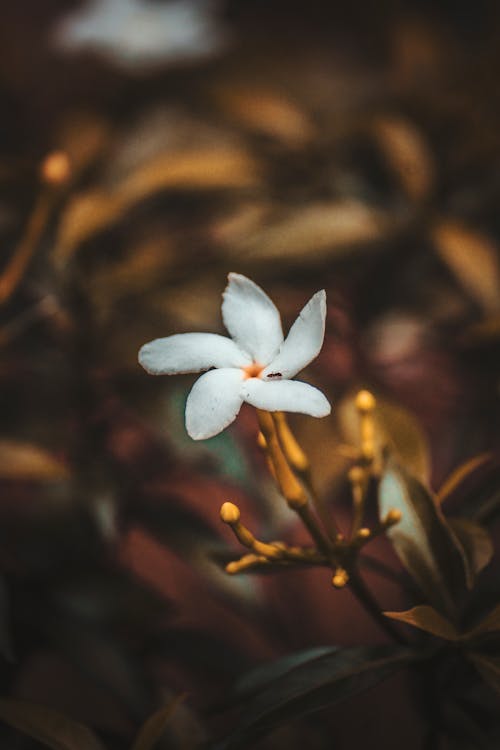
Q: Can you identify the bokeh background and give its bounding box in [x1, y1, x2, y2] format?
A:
[1, 1, 500, 747]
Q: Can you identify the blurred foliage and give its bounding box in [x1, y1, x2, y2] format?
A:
[1, 1, 500, 748]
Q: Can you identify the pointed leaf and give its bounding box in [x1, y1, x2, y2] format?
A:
[217, 646, 416, 749]
[131, 694, 185, 750]
[467, 604, 500, 638]
[0, 439, 69, 481]
[235, 647, 338, 700]
[448, 518, 493, 585]
[432, 221, 500, 314]
[384, 605, 459, 641]
[0, 700, 106, 750]
[437, 453, 493, 505]
[378, 463, 468, 617]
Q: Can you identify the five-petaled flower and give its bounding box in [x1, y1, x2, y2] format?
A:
[138, 273, 331, 440]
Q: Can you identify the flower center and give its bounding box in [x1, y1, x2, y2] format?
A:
[242, 362, 264, 380]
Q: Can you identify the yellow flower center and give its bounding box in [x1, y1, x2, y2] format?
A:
[242, 362, 264, 380]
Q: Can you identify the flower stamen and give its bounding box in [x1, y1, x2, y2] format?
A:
[242, 362, 264, 380]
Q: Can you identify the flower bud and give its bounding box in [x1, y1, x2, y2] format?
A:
[220, 502, 241, 524]
[332, 568, 349, 588]
[355, 390, 376, 413]
[41, 151, 71, 186]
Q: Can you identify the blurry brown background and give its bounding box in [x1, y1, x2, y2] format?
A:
[1, 1, 500, 748]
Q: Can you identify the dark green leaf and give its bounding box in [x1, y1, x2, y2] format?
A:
[217, 646, 416, 749]
[384, 605, 459, 640]
[235, 647, 338, 700]
[448, 518, 494, 586]
[131, 694, 185, 750]
[437, 453, 493, 506]
[378, 463, 468, 618]
[0, 699, 106, 750]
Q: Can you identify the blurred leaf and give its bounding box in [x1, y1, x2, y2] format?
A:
[54, 627, 149, 715]
[371, 115, 434, 201]
[0, 439, 69, 481]
[338, 391, 430, 482]
[235, 647, 337, 700]
[88, 237, 175, 306]
[434, 454, 500, 524]
[468, 654, 500, 696]
[384, 605, 459, 640]
[0, 699, 106, 750]
[448, 518, 493, 585]
[131, 694, 185, 750]
[432, 221, 500, 314]
[53, 146, 260, 265]
[217, 646, 416, 749]
[468, 604, 500, 638]
[57, 111, 111, 177]
[378, 463, 468, 617]
[213, 87, 314, 146]
[437, 453, 493, 505]
[223, 201, 390, 265]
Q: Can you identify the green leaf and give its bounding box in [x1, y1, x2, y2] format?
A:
[131, 694, 185, 750]
[0, 699, 106, 750]
[217, 646, 416, 749]
[378, 463, 468, 618]
[448, 518, 494, 586]
[384, 605, 460, 640]
[436, 453, 493, 505]
[235, 647, 338, 700]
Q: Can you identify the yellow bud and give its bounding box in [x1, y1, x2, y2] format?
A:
[41, 151, 71, 185]
[385, 508, 402, 525]
[348, 466, 365, 484]
[357, 527, 371, 539]
[220, 502, 241, 524]
[257, 431, 267, 449]
[332, 568, 349, 588]
[225, 561, 239, 574]
[355, 390, 376, 413]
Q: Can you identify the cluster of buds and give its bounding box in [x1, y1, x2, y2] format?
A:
[220, 390, 401, 589]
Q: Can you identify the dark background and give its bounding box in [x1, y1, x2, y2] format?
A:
[1, 1, 500, 747]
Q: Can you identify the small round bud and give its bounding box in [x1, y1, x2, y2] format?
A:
[385, 508, 402, 525]
[357, 527, 371, 539]
[348, 466, 365, 484]
[220, 502, 240, 524]
[355, 390, 376, 413]
[225, 561, 239, 574]
[41, 151, 71, 185]
[332, 568, 349, 588]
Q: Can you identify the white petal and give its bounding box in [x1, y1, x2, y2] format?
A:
[262, 290, 326, 380]
[139, 333, 250, 375]
[242, 379, 331, 417]
[185, 368, 244, 440]
[221, 273, 283, 364]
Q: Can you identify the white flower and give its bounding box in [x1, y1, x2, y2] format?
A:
[139, 273, 331, 440]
